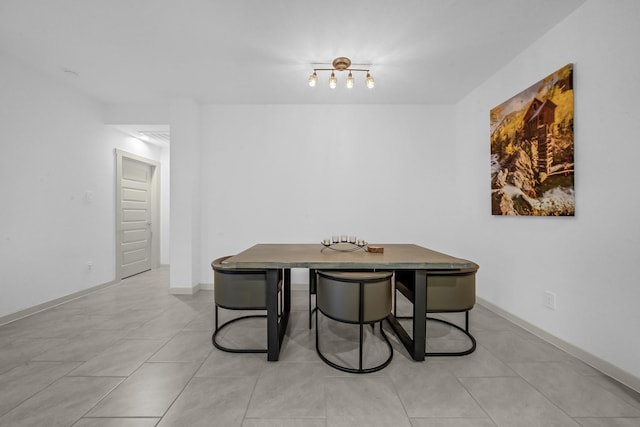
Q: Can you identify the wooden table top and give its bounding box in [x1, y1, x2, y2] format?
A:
[217, 243, 478, 271]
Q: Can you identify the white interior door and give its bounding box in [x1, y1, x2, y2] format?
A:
[119, 157, 153, 278]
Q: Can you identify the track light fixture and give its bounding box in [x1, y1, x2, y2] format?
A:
[308, 57, 374, 89]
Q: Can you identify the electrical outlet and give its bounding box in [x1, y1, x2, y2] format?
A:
[87, 261, 93, 270]
[543, 291, 556, 310]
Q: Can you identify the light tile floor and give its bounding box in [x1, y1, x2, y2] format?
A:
[0, 267, 639, 427]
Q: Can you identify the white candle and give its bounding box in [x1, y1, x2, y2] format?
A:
[341, 235, 347, 242]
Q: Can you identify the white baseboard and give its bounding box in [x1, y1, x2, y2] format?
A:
[477, 297, 640, 395]
[199, 282, 214, 291]
[0, 279, 118, 326]
[168, 286, 198, 295]
[169, 282, 215, 295]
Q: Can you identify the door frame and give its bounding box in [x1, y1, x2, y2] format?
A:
[115, 149, 161, 281]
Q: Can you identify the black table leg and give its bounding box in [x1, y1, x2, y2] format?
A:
[283, 269, 291, 313]
[266, 269, 281, 361]
[280, 268, 290, 346]
[386, 269, 427, 361]
[412, 269, 427, 361]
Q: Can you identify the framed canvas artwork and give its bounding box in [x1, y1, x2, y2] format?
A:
[490, 64, 574, 216]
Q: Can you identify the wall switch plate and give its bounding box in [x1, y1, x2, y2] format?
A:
[543, 291, 557, 310]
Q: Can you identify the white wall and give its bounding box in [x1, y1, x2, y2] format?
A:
[199, 104, 458, 284]
[160, 145, 171, 265]
[455, 0, 640, 382]
[169, 99, 201, 291]
[0, 52, 164, 318]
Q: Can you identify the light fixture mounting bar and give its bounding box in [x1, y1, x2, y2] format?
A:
[308, 56, 375, 89]
[312, 67, 370, 72]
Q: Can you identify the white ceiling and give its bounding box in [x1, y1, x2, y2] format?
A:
[0, 0, 585, 106]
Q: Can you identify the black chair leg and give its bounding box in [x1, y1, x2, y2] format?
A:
[215, 305, 219, 331]
[359, 322, 364, 371]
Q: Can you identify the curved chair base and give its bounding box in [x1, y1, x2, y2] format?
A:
[315, 320, 393, 374]
[395, 314, 476, 357]
[424, 316, 476, 357]
[212, 314, 268, 354]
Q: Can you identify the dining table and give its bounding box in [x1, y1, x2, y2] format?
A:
[217, 243, 478, 361]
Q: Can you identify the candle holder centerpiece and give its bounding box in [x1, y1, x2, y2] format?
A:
[321, 235, 368, 252]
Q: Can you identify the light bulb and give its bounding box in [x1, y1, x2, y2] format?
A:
[346, 71, 354, 89]
[308, 71, 317, 87]
[366, 73, 375, 89]
[329, 71, 337, 89]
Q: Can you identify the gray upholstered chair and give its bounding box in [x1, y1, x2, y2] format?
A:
[211, 255, 282, 353]
[395, 266, 478, 356]
[315, 270, 394, 373]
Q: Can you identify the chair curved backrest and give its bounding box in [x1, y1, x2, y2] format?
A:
[394, 266, 477, 313]
[212, 256, 268, 310]
[317, 270, 393, 323]
[425, 267, 476, 313]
